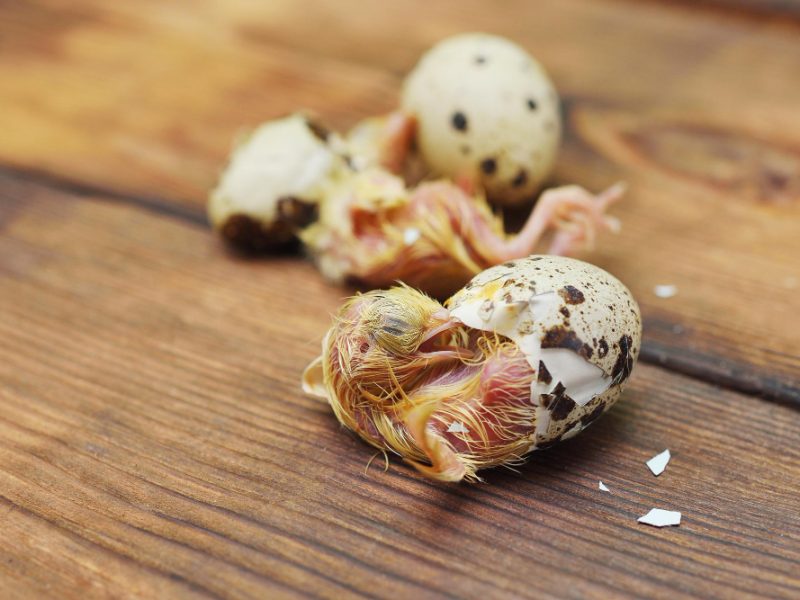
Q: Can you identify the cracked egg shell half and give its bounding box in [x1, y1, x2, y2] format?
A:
[402, 33, 561, 207]
[208, 114, 344, 251]
[446, 255, 641, 448]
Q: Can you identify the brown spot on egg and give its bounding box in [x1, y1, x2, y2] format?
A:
[542, 326, 594, 359]
[537, 435, 562, 450]
[559, 306, 570, 318]
[460, 144, 471, 155]
[277, 196, 319, 228]
[451, 111, 468, 132]
[598, 338, 609, 358]
[511, 169, 528, 188]
[220, 214, 298, 252]
[559, 285, 585, 305]
[548, 384, 577, 421]
[537, 361, 552, 384]
[219, 196, 318, 253]
[611, 334, 634, 384]
[480, 157, 497, 175]
[527, 98, 538, 111]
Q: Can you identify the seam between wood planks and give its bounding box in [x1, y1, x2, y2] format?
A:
[0, 164, 207, 228]
[0, 164, 796, 409]
[635, 0, 800, 28]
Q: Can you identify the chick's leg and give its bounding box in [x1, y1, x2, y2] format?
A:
[485, 183, 625, 261]
[404, 402, 468, 482]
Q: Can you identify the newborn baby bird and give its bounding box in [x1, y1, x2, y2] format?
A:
[305, 179, 623, 297]
[303, 286, 538, 481]
[304, 256, 643, 483]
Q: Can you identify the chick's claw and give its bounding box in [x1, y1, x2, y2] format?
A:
[500, 183, 624, 260]
[543, 183, 625, 255]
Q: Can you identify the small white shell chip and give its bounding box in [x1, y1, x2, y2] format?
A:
[638, 509, 681, 528]
[653, 284, 678, 299]
[447, 421, 469, 434]
[403, 228, 422, 245]
[646, 449, 671, 476]
[598, 481, 610, 492]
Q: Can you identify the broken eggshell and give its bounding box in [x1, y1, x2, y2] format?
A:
[208, 114, 345, 251]
[402, 33, 561, 206]
[303, 255, 641, 482]
[447, 255, 641, 449]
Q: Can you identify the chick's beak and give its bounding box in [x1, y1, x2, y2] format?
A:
[418, 308, 453, 344]
[417, 309, 475, 361]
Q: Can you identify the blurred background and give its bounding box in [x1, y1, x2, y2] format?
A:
[2, 0, 798, 397]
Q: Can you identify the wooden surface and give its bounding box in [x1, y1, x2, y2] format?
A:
[2, 0, 800, 401]
[0, 1, 799, 598]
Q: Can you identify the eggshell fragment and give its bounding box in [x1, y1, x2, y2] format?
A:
[654, 284, 678, 299]
[447, 422, 470, 434]
[646, 449, 671, 476]
[638, 509, 681, 528]
[208, 114, 344, 250]
[446, 255, 642, 449]
[402, 33, 561, 206]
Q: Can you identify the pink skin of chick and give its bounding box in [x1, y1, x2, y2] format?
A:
[370, 112, 623, 261]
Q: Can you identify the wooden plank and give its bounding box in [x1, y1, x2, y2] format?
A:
[645, 0, 800, 23]
[0, 177, 798, 598]
[1, 0, 799, 400]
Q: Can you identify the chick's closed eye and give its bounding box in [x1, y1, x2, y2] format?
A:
[361, 289, 440, 354]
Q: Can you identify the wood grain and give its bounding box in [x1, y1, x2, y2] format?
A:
[0, 176, 798, 599]
[1, 0, 799, 402]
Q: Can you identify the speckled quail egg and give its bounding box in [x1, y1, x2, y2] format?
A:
[402, 33, 562, 206]
[208, 114, 345, 251]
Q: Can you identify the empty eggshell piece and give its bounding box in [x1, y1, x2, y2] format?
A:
[402, 33, 562, 206]
[447, 255, 641, 448]
[208, 114, 344, 251]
